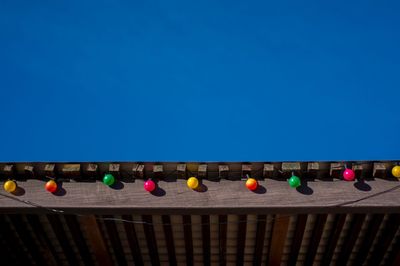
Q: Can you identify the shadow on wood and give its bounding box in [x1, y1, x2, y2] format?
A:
[195, 183, 208, 193]
[12, 186, 26, 196]
[252, 184, 266, 194]
[151, 186, 166, 197]
[354, 180, 372, 192]
[53, 183, 67, 196]
[110, 180, 124, 190]
[296, 179, 313, 195]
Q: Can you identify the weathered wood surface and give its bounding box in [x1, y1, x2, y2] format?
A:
[0, 179, 399, 214]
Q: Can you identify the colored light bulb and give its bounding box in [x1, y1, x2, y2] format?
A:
[343, 168, 355, 181]
[103, 174, 115, 186]
[45, 180, 58, 193]
[144, 180, 156, 192]
[392, 166, 400, 179]
[288, 175, 301, 188]
[246, 178, 258, 191]
[4, 180, 17, 193]
[187, 177, 199, 189]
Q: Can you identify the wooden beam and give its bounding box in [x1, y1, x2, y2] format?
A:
[386, 233, 400, 266]
[219, 215, 227, 266]
[162, 215, 177, 265]
[304, 214, 328, 265]
[235, 215, 247, 266]
[79, 215, 113, 266]
[201, 215, 211, 266]
[8, 214, 47, 265]
[25, 214, 58, 265]
[267, 215, 290, 265]
[253, 215, 267, 266]
[47, 214, 79, 265]
[142, 215, 160, 266]
[287, 214, 307, 266]
[64, 215, 94, 266]
[0, 215, 30, 265]
[183, 215, 194, 266]
[121, 215, 144, 265]
[102, 215, 127, 266]
[367, 214, 400, 265]
[352, 214, 384, 265]
[0, 179, 399, 214]
[320, 214, 347, 265]
[336, 214, 366, 265]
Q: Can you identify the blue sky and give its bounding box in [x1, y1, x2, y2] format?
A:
[0, 0, 399, 162]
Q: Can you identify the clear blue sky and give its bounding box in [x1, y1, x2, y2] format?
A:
[0, 1, 399, 162]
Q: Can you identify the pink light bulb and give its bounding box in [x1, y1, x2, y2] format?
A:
[343, 169, 355, 181]
[144, 180, 156, 192]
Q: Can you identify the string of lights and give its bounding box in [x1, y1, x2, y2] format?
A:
[0, 182, 399, 226]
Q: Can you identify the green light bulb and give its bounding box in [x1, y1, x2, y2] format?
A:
[103, 174, 115, 186]
[288, 175, 301, 188]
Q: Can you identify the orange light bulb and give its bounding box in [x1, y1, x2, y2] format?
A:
[246, 178, 258, 191]
[45, 180, 58, 193]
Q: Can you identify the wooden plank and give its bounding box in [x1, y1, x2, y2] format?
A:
[0, 233, 13, 266]
[219, 215, 228, 266]
[201, 215, 211, 266]
[102, 215, 127, 266]
[287, 214, 308, 266]
[79, 215, 113, 266]
[64, 215, 94, 266]
[26, 214, 58, 265]
[391, 252, 400, 266]
[267, 215, 290, 266]
[336, 214, 366, 265]
[142, 215, 160, 266]
[1, 179, 400, 214]
[367, 214, 400, 266]
[304, 214, 328, 265]
[320, 214, 347, 265]
[47, 214, 79, 266]
[0, 215, 30, 265]
[236, 215, 247, 266]
[352, 214, 384, 265]
[121, 215, 143, 266]
[8, 214, 47, 265]
[253, 214, 267, 266]
[161, 215, 177, 265]
[385, 228, 400, 266]
[183, 215, 194, 266]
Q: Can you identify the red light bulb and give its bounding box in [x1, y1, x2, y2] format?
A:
[144, 180, 156, 192]
[45, 180, 58, 193]
[343, 169, 355, 181]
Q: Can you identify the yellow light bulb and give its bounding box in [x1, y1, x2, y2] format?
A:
[392, 165, 400, 179]
[4, 180, 17, 193]
[187, 177, 199, 189]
